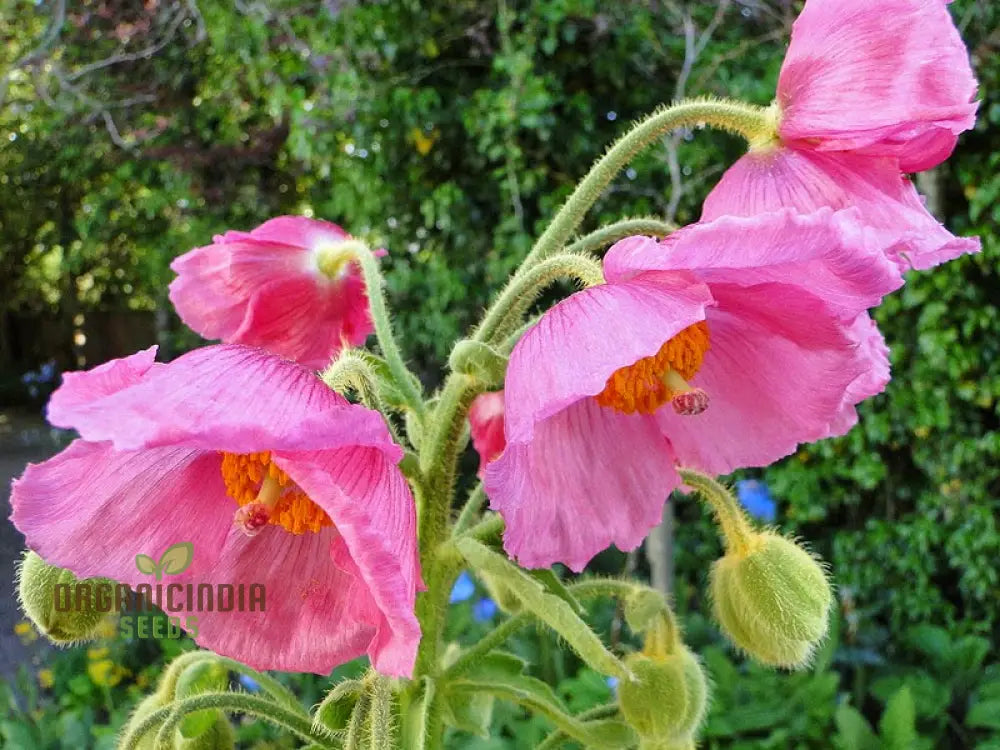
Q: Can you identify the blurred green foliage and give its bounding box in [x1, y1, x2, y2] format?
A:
[2, 0, 998, 746]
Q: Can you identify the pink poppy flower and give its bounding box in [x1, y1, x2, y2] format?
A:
[10, 345, 421, 676]
[469, 391, 506, 479]
[485, 210, 901, 572]
[169, 217, 377, 369]
[703, 0, 980, 271]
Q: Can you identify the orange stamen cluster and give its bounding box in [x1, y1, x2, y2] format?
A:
[220, 451, 332, 535]
[594, 321, 710, 415]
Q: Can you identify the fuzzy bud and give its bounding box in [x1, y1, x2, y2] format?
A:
[176, 715, 235, 750]
[618, 653, 688, 740]
[122, 691, 170, 750]
[175, 660, 229, 739]
[17, 550, 111, 645]
[710, 532, 832, 669]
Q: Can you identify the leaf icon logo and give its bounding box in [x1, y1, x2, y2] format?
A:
[134, 542, 194, 581]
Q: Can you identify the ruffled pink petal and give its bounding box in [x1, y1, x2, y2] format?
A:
[47, 345, 397, 456]
[231, 267, 373, 370]
[47, 346, 159, 422]
[485, 398, 680, 572]
[271, 446, 421, 676]
[503, 277, 714, 442]
[656, 282, 879, 476]
[605, 209, 902, 312]
[468, 391, 506, 479]
[702, 148, 980, 272]
[777, 0, 978, 170]
[168, 243, 257, 340]
[11, 440, 232, 582]
[825, 313, 891, 437]
[217, 216, 349, 249]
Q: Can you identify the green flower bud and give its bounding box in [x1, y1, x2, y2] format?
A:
[176, 714, 235, 750]
[122, 691, 170, 750]
[674, 647, 709, 741]
[175, 660, 229, 739]
[618, 653, 688, 740]
[17, 551, 111, 645]
[710, 532, 832, 669]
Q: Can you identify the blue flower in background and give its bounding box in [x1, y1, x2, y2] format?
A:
[736, 479, 776, 522]
[449, 571, 476, 603]
[238, 674, 260, 692]
[606, 676, 619, 696]
[472, 597, 498, 622]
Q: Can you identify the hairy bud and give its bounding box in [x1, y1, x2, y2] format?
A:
[17, 551, 111, 645]
[710, 532, 832, 669]
[618, 653, 688, 740]
[175, 660, 230, 739]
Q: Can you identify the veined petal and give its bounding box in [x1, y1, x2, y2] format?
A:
[485, 398, 679, 572]
[777, 0, 978, 170]
[273, 446, 421, 676]
[11, 441, 231, 582]
[656, 282, 877, 475]
[702, 148, 980, 272]
[47, 345, 397, 456]
[504, 277, 714, 442]
[605, 209, 902, 313]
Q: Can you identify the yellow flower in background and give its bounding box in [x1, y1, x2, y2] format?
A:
[38, 669, 54, 689]
[87, 658, 127, 687]
[14, 620, 37, 644]
[87, 646, 109, 661]
[410, 127, 439, 156]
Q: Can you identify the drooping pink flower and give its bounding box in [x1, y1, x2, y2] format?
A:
[11, 345, 421, 676]
[469, 391, 506, 479]
[485, 210, 901, 572]
[703, 0, 980, 271]
[169, 217, 377, 369]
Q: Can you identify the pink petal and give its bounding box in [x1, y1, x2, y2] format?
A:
[47, 345, 397, 456]
[468, 391, 506, 479]
[656, 282, 881, 475]
[605, 209, 903, 312]
[168, 243, 256, 340]
[11, 440, 419, 675]
[47, 346, 159, 422]
[777, 0, 978, 170]
[825, 313, 891, 436]
[11, 441, 232, 583]
[231, 269, 373, 370]
[485, 398, 680, 572]
[273, 446, 421, 676]
[702, 148, 980, 272]
[503, 277, 714, 442]
[218, 215, 349, 249]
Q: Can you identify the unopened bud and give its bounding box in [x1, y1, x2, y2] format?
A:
[175, 660, 229, 739]
[710, 532, 832, 669]
[17, 551, 111, 645]
[176, 714, 235, 750]
[618, 653, 688, 740]
[122, 691, 170, 750]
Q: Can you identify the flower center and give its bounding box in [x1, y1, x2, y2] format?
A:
[315, 241, 355, 279]
[220, 451, 332, 536]
[594, 321, 711, 415]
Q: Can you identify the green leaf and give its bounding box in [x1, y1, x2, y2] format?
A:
[527, 569, 584, 615]
[967, 700, 1000, 730]
[880, 685, 917, 750]
[134, 554, 158, 576]
[158, 542, 194, 576]
[835, 703, 879, 750]
[455, 539, 627, 679]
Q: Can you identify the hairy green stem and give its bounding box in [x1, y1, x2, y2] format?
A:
[346, 240, 426, 419]
[520, 98, 772, 270]
[452, 483, 487, 537]
[322, 351, 405, 446]
[678, 467, 755, 555]
[473, 252, 604, 346]
[121, 693, 332, 750]
[443, 614, 532, 679]
[564, 216, 676, 255]
[535, 703, 623, 750]
[366, 676, 395, 749]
